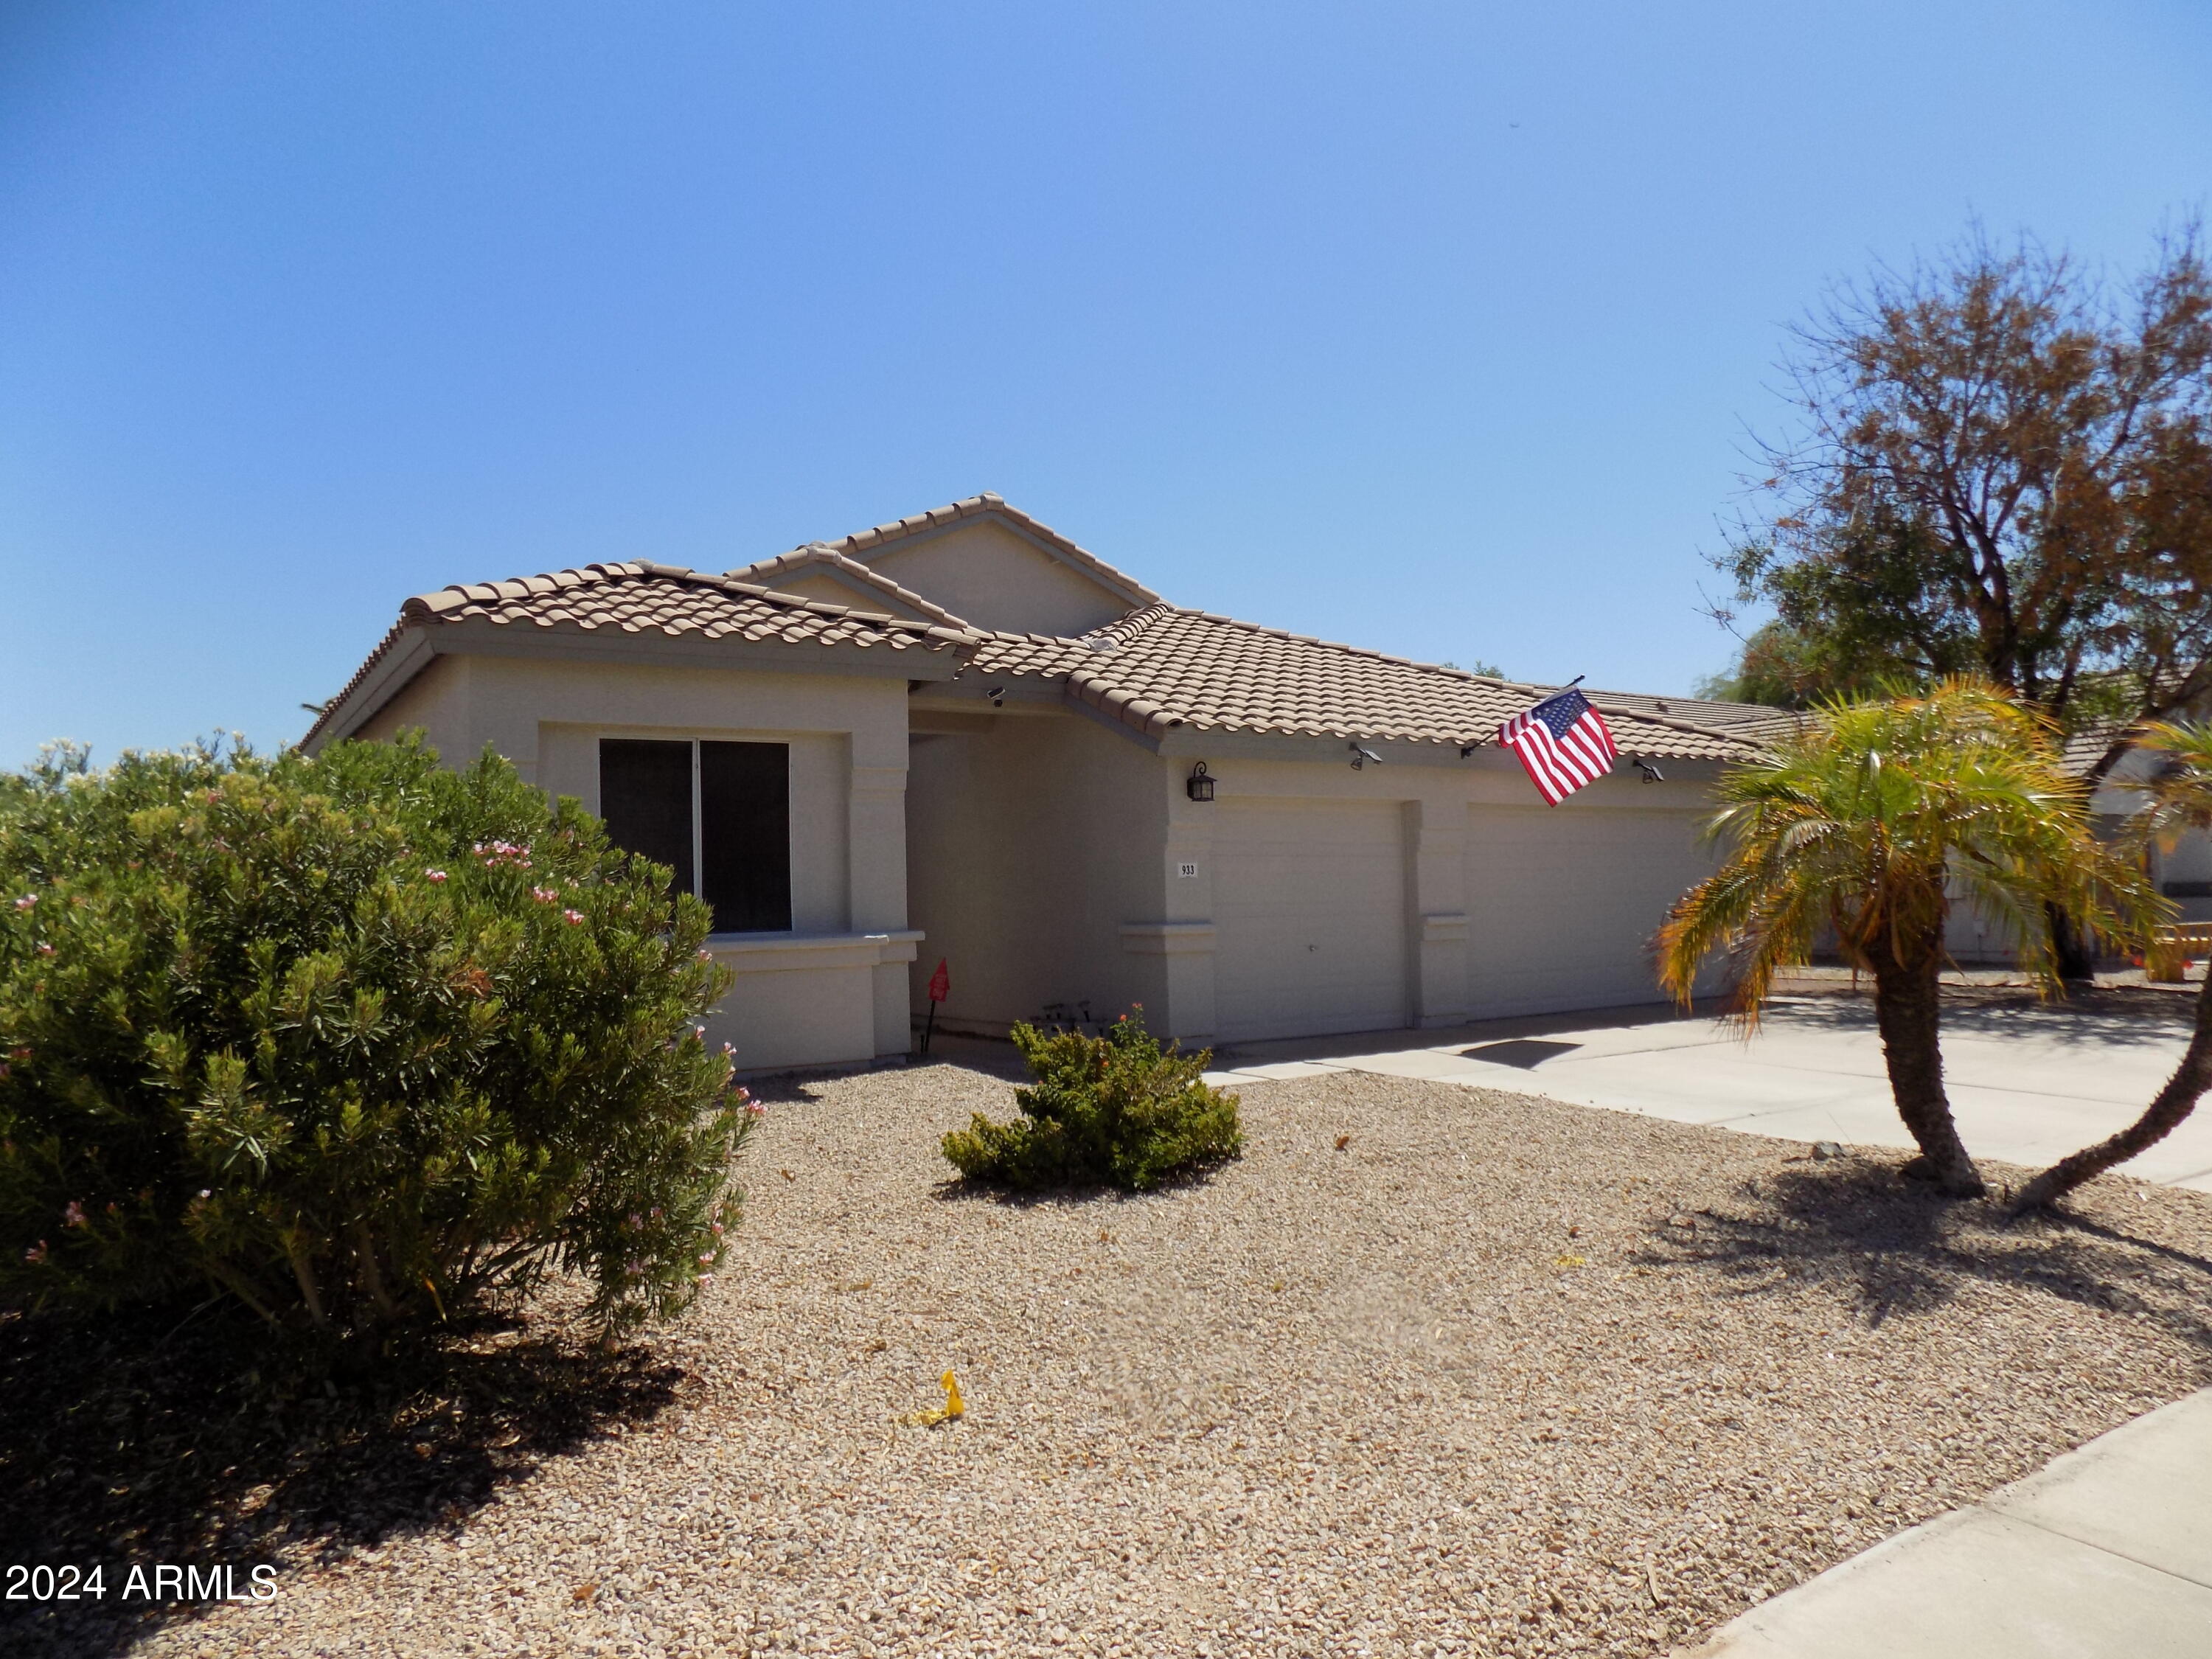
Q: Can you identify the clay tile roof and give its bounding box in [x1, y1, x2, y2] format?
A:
[967, 605, 1792, 759]
[309, 497, 1797, 764]
[305, 562, 978, 748]
[823, 493, 1163, 607]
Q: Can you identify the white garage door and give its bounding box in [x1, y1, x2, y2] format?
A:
[1213, 799, 1407, 1043]
[1466, 804, 1712, 1018]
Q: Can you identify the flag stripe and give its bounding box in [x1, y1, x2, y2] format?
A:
[1495, 689, 1618, 806]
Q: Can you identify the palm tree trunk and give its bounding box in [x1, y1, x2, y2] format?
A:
[2011, 968, 2212, 1214]
[1868, 945, 1986, 1197]
[2047, 900, 2098, 983]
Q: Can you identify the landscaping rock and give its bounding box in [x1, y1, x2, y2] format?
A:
[114, 1066, 2212, 1659]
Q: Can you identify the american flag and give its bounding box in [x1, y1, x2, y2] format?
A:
[1498, 686, 1618, 805]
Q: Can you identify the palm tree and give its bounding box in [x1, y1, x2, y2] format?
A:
[2014, 720, 2212, 1213]
[1657, 680, 2163, 1198]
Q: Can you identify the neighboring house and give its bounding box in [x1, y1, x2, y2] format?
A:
[305, 495, 1795, 1070]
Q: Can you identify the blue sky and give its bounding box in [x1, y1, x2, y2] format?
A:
[2, 1, 2207, 767]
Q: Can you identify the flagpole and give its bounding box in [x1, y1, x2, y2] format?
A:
[1465, 675, 1586, 753]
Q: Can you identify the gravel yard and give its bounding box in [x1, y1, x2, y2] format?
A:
[32, 1060, 2212, 1658]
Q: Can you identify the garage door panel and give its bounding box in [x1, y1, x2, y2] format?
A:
[1467, 804, 1713, 1015]
[1214, 799, 1406, 1043]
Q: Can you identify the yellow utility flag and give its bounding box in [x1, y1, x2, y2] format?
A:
[899, 1370, 966, 1427]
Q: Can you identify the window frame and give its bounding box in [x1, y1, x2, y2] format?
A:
[598, 735, 792, 936]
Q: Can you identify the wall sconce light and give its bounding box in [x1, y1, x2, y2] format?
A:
[1349, 742, 1383, 771]
[1186, 761, 1215, 801]
[1633, 758, 1665, 783]
[984, 685, 1006, 708]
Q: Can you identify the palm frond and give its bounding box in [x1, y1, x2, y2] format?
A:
[1662, 678, 2165, 1023]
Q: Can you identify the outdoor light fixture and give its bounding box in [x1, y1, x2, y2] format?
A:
[1349, 742, 1383, 770]
[984, 685, 1006, 707]
[1460, 742, 1481, 758]
[1186, 762, 1216, 801]
[1633, 758, 1666, 783]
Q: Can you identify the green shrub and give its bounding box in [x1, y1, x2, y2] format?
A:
[942, 1007, 1242, 1191]
[0, 735, 755, 1343]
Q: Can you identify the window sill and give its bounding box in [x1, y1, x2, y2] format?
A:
[700, 930, 924, 971]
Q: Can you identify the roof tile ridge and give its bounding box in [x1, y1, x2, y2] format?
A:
[1063, 667, 1187, 738]
[637, 563, 968, 636]
[300, 622, 407, 746]
[723, 541, 978, 633]
[401, 560, 639, 622]
[407, 558, 968, 642]
[1571, 686, 1773, 748]
[821, 493, 1163, 605]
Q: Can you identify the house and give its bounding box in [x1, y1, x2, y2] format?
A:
[305, 495, 1795, 1070]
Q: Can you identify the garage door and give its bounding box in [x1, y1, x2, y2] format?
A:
[1213, 799, 1407, 1043]
[1466, 804, 1711, 1018]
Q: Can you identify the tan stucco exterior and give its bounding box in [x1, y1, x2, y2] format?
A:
[310, 499, 1767, 1071]
[901, 700, 1731, 1046]
[353, 647, 922, 1072]
[855, 519, 1139, 639]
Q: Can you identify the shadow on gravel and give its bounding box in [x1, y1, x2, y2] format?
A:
[0, 1300, 685, 1658]
[1634, 1157, 2212, 1354]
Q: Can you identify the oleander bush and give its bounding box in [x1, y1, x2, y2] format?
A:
[942, 1006, 1242, 1191]
[0, 734, 755, 1346]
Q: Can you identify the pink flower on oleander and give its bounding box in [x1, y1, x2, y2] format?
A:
[744, 1100, 768, 1119]
[24, 1240, 46, 1265]
[711, 1222, 725, 1237]
[198, 1189, 211, 1199]
[721, 1042, 736, 1056]
[425, 869, 448, 883]
[36, 943, 55, 956]
[694, 1273, 713, 1285]
[698, 1253, 714, 1266]
[563, 908, 585, 925]
[12, 894, 35, 911]
[532, 887, 557, 904]
[62, 1200, 86, 1228]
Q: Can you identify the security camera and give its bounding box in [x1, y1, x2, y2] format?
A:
[985, 686, 1006, 707]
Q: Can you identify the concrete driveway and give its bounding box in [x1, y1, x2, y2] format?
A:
[1205, 993, 2212, 1194]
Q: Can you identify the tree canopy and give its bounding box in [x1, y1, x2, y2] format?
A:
[1705, 224, 2212, 772]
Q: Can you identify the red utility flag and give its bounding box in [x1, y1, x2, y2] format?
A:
[926, 959, 950, 1004]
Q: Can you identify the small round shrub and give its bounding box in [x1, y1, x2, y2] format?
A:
[941, 1007, 1242, 1191]
[0, 735, 754, 1343]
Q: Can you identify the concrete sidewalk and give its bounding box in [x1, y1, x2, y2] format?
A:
[1679, 1388, 2212, 1658]
[1202, 995, 2212, 1193]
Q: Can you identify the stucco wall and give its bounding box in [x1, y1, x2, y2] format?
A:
[860, 521, 1134, 638]
[905, 709, 1172, 1035]
[908, 723, 1731, 1048]
[352, 647, 918, 1069]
